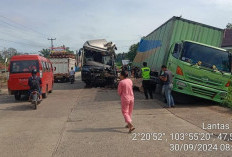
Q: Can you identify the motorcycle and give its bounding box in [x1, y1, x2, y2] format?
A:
[70, 75, 75, 84]
[30, 90, 41, 110]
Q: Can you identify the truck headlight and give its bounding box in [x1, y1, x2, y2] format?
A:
[176, 81, 187, 87]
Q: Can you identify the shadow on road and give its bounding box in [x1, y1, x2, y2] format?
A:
[67, 127, 127, 134]
[0, 95, 29, 105]
[0, 104, 33, 111]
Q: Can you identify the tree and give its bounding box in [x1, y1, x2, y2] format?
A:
[2, 47, 17, 59]
[40, 49, 50, 58]
[66, 47, 74, 54]
[226, 23, 232, 29]
[127, 43, 139, 61]
[116, 52, 128, 64]
[0, 53, 4, 63]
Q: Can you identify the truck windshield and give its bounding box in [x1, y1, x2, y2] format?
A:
[181, 42, 231, 73]
[102, 56, 112, 65]
[10, 60, 39, 73]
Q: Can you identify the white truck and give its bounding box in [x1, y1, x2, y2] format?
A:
[50, 57, 76, 82]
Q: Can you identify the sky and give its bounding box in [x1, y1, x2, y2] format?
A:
[0, 0, 231, 54]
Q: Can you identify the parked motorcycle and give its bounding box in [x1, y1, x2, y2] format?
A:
[30, 90, 41, 110]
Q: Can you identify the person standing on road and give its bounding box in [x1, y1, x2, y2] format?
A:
[69, 67, 75, 79]
[118, 71, 135, 133]
[141, 62, 153, 99]
[160, 65, 175, 108]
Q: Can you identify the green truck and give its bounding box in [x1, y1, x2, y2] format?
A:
[133, 16, 232, 102]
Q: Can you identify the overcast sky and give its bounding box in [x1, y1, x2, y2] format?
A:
[0, 0, 231, 54]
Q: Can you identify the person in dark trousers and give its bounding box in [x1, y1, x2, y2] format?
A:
[141, 62, 153, 99]
[160, 65, 174, 108]
[28, 69, 42, 100]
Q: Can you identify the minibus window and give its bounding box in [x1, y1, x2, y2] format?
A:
[10, 60, 39, 73]
[47, 62, 50, 72]
[42, 61, 46, 72]
[50, 63, 53, 72]
[45, 62, 49, 71]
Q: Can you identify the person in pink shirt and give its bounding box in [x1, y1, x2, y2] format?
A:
[118, 71, 135, 133]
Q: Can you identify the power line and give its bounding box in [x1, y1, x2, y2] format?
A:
[0, 19, 47, 41]
[0, 38, 45, 48]
[0, 29, 47, 48]
[0, 15, 48, 38]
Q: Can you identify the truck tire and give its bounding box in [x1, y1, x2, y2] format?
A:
[85, 81, 92, 87]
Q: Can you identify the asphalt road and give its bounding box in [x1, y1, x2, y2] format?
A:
[0, 77, 232, 157]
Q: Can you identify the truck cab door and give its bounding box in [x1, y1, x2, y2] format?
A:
[167, 43, 182, 71]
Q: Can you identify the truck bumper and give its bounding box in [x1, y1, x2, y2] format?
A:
[173, 79, 227, 103]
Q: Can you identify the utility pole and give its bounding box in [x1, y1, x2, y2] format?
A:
[48, 38, 56, 52]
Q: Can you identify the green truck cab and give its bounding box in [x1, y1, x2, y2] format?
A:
[168, 40, 231, 102]
[133, 17, 232, 103]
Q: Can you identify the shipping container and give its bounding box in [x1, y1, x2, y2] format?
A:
[133, 16, 223, 72]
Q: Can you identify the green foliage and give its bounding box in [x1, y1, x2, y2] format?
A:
[127, 43, 139, 61]
[223, 81, 232, 108]
[0, 54, 4, 63]
[40, 49, 50, 58]
[2, 47, 18, 59]
[226, 23, 232, 29]
[116, 53, 128, 63]
[66, 47, 74, 54]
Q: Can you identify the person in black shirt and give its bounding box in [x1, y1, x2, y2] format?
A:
[28, 69, 42, 100]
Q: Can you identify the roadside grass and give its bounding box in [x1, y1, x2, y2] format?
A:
[223, 83, 232, 108]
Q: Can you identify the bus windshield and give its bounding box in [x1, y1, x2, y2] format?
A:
[10, 60, 39, 73]
[181, 42, 231, 73]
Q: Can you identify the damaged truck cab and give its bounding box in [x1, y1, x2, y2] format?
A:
[81, 39, 117, 87]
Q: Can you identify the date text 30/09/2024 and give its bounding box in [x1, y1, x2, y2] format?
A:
[131, 123, 232, 152]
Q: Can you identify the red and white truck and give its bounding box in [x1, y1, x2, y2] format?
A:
[50, 46, 76, 82]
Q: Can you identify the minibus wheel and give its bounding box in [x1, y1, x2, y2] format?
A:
[14, 93, 21, 100]
[42, 86, 48, 98]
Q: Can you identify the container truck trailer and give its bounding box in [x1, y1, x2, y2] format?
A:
[133, 16, 232, 103]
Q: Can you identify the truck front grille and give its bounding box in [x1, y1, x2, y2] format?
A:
[192, 86, 217, 98]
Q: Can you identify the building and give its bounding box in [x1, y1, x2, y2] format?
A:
[222, 29, 232, 51]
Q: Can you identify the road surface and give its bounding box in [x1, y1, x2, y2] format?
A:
[0, 77, 232, 157]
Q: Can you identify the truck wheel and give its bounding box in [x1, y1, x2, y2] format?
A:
[14, 94, 21, 101]
[85, 81, 92, 87]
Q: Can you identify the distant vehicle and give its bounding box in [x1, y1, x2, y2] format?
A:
[133, 16, 232, 103]
[80, 39, 118, 87]
[50, 46, 76, 82]
[8, 55, 54, 100]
